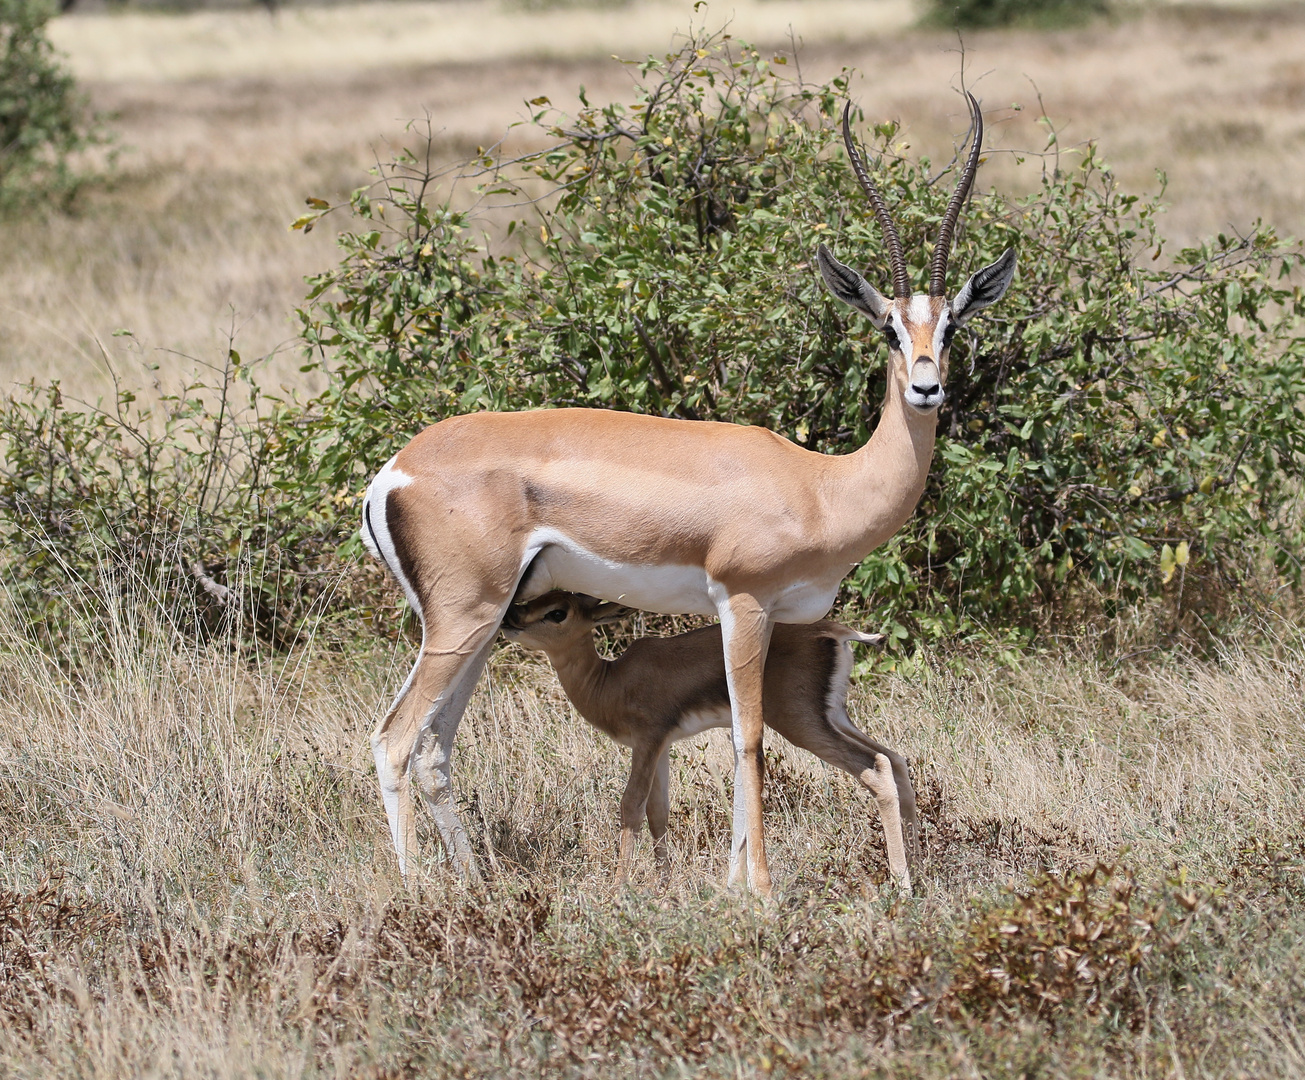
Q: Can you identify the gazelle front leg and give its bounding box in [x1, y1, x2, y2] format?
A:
[728, 748, 748, 887]
[717, 590, 774, 897]
[615, 737, 671, 885]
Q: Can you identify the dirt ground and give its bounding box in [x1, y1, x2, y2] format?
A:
[8, 1, 1305, 397]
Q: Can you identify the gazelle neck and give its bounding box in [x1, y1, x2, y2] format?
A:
[541, 637, 618, 737]
[833, 367, 939, 553]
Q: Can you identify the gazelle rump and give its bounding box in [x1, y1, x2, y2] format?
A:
[501, 591, 918, 891]
[361, 92, 1014, 895]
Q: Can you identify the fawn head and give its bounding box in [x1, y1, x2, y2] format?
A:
[501, 591, 632, 653]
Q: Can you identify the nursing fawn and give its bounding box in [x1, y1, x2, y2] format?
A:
[502, 591, 919, 891]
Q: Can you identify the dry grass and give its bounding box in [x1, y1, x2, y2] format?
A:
[0, 564, 1302, 1075]
[47, 0, 917, 83]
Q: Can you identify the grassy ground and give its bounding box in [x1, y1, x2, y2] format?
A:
[0, 569, 1302, 1077]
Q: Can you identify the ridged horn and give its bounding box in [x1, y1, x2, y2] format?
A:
[929, 91, 984, 297]
[841, 101, 911, 300]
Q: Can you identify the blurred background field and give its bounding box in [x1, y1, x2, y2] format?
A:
[7, 0, 1304, 400]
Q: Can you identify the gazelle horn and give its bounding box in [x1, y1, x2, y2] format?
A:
[928, 91, 984, 297]
[841, 101, 911, 300]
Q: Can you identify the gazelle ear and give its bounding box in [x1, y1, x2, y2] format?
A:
[591, 602, 633, 625]
[951, 247, 1016, 325]
[816, 243, 891, 328]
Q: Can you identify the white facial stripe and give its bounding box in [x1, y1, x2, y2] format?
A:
[893, 297, 951, 361]
[932, 308, 952, 360]
[889, 311, 908, 352]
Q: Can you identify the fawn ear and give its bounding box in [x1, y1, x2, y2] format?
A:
[591, 602, 633, 625]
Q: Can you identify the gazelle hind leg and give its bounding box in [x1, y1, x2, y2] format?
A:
[373, 617, 500, 881]
[777, 715, 912, 893]
[409, 631, 500, 880]
[371, 720, 419, 877]
[860, 753, 911, 893]
[371, 659, 426, 878]
[827, 709, 921, 861]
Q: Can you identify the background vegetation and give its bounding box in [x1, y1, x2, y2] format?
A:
[0, 0, 103, 209]
[6, 32, 1300, 654]
[923, 0, 1109, 30]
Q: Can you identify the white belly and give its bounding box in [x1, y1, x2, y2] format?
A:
[769, 577, 842, 623]
[519, 528, 716, 616]
[673, 704, 733, 739]
[517, 529, 842, 623]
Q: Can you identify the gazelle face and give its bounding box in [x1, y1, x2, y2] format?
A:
[818, 94, 1017, 417]
[501, 590, 630, 651]
[886, 295, 952, 412]
[815, 245, 1017, 416]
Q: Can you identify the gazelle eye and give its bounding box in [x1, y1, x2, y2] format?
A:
[942, 322, 957, 349]
[882, 324, 901, 351]
[544, 609, 568, 623]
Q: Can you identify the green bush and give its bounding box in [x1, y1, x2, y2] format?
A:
[3, 32, 1302, 652]
[287, 32, 1305, 647]
[0, 352, 361, 654]
[0, 0, 104, 209]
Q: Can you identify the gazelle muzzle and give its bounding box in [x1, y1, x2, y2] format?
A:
[905, 356, 944, 411]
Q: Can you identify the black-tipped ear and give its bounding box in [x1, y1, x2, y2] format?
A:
[951, 247, 1016, 325]
[816, 243, 891, 328]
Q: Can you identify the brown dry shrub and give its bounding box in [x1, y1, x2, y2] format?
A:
[0, 860, 1241, 1076]
[946, 863, 1210, 1028]
[1220, 833, 1305, 904]
[0, 866, 121, 1029]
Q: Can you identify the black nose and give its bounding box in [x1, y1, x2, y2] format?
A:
[912, 382, 940, 397]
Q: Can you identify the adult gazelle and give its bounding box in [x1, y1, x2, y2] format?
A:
[362, 93, 1015, 895]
